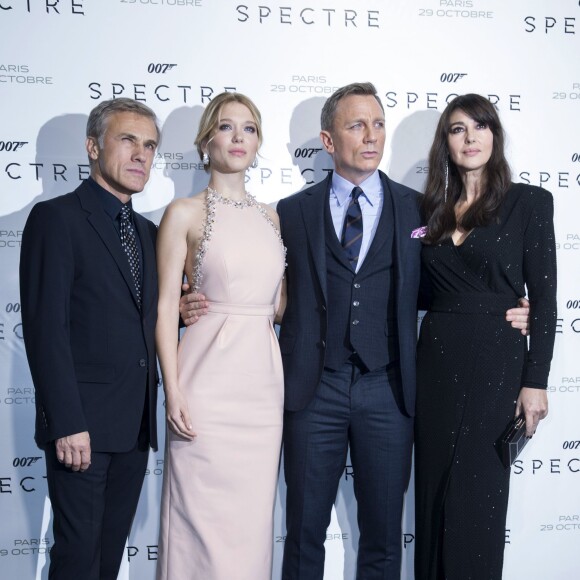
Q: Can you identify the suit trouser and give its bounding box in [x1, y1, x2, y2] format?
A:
[44, 441, 148, 580]
[282, 362, 413, 580]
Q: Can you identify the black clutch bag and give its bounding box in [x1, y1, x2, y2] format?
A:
[496, 414, 528, 468]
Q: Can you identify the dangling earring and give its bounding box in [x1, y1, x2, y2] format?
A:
[444, 159, 449, 204]
[250, 157, 258, 169]
[202, 152, 210, 166]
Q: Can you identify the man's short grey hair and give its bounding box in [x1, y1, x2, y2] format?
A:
[320, 82, 384, 132]
[86, 98, 161, 148]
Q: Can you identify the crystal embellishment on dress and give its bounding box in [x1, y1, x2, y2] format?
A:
[191, 187, 286, 293]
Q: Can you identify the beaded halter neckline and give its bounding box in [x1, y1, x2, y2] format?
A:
[190, 187, 286, 293]
[206, 186, 254, 209]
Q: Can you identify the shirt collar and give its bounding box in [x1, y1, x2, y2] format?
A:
[88, 176, 133, 221]
[330, 170, 382, 207]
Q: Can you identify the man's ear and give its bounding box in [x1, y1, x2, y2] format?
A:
[320, 130, 334, 154]
[86, 137, 100, 161]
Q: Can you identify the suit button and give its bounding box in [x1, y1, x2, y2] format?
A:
[139, 359, 147, 367]
[321, 340, 326, 348]
[353, 301, 360, 307]
[352, 319, 359, 326]
[353, 283, 361, 289]
[322, 305, 327, 311]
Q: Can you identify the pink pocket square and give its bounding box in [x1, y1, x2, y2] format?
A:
[411, 226, 427, 239]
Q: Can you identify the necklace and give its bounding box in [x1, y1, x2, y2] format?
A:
[190, 187, 287, 293]
[207, 186, 255, 209]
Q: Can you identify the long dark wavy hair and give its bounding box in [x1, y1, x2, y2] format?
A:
[421, 94, 512, 245]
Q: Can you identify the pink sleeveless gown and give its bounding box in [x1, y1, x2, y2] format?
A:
[157, 191, 285, 580]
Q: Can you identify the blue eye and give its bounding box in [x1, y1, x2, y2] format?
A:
[244, 126, 256, 133]
[219, 123, 232, 131]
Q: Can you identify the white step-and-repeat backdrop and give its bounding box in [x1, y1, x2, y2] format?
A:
[1, 1, 578, 578]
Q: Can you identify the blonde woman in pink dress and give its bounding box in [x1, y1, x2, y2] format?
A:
[155, 92, 285, 580]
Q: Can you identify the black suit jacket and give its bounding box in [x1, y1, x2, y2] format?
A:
[20, 180, 158, 452]
[277, 171, 422, 416]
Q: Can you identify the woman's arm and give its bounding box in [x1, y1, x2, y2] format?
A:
[516, 187, 557, 436]
[156, 198, 200, 440]
[275, 277, 287, 325]
[263, 202, 287, 324]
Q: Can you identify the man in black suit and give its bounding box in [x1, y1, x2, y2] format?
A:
[20, 98, 160, 580]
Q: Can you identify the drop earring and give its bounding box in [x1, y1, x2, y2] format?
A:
[202, 152, 210, 166]
[444, 159, 449, 204]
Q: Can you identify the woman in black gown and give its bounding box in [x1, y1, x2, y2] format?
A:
[414, 94, 557, 579]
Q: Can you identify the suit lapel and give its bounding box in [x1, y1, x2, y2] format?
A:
[299, 175, 331, 302]
[384, 172, 414, 299]
[76, 183, 142, 310]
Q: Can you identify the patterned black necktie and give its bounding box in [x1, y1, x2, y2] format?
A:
[119, 205, 142, 306]
[340, 186, 364, 269]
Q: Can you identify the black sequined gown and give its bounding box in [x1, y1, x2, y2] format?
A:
[414, 184, 557, 580]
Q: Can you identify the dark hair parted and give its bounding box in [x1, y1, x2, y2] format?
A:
[421, 93, 511, 245]
[320, 82, 384, 132]
[86, 98, 161, 148]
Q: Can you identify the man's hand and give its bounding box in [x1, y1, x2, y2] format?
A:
[506, 297, 530, 336]
[55, 431, 91, 472]
[515, 387, 548, 437]
[179, 283, 208, 326]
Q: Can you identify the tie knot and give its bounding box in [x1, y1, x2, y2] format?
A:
[120, 205, 132, 222]
[351, 186, 364, 202]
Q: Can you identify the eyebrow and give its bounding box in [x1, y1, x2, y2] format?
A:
[449, 119, 485, 127]
[118, 132, 158, 147]
[218, 117, 257, 125]
[348, 116, 385, 123]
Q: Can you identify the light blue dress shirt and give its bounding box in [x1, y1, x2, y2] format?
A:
[329, 171, 384, 272]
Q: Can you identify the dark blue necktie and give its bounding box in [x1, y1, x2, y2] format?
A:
[340, 186, 364, 269]
[119, 205, 142, 306]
